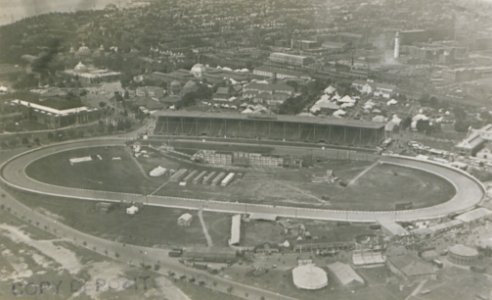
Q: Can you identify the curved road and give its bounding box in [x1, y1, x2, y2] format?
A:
[1, 138, 486, 222]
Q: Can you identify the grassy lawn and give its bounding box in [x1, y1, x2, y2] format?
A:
[10, 189, 213, 248]
[26, 146, 162, 194]
[242, 220, 285, 247]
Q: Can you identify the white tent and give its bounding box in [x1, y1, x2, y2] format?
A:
[390, 114, 402, 125]
[324, 85, 336, 95]
[341, 102, 355, 108]
[126, 205, 139, 215]
[386, 99, 398, 106]
[338, 95, 356, 104]
[333, 109, 346, 118]
[149, 165, 167, 177]
[361, 83, 373, 94]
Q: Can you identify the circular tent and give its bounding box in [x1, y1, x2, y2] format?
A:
[292, 264, 328, 290]
[448, 244, 479, 265]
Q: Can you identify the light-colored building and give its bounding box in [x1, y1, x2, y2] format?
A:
[269, 52, 314, 67]
[10, 99, 99, 128]
[63, 62, 121, 85]
[177, 213, 193, 227]
[126, 205, 139, 215]
[327, 262, 364, 288]
[387, 252, 436, 284]
[228, 214, 241, 246]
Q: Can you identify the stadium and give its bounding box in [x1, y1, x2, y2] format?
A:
[153, 111, 385, 148]
[0, 112, 486, 223]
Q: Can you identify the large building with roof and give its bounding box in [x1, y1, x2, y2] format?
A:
[455, 124, 492, 155]
[269, 52, 314, 67]
[327, 262, 365, 288]
[153, 111, 385, 147]
[63, 62, 121, 86]
[10, 99, 99, 128]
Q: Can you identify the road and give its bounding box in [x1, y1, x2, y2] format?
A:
[0, 179, 296, 300]
[0, 138, 486, 223]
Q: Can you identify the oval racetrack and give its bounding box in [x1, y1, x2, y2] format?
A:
[0, 138, 486, 223]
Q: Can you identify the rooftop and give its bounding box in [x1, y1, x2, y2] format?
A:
[155, 111, 385, 129]
[292, 264, 328, 290]
[456, 208, 492, 223]
[327, 262, 364, 286]
[448, 244, 479, 257]
[11, 99, 96, 116]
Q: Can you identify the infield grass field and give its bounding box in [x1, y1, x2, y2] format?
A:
[24, 145, 456, 211]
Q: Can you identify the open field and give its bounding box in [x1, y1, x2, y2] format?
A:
[8, 189, 232, 248]
[26, 146, 162, 195]
[25, 145, 456, 211]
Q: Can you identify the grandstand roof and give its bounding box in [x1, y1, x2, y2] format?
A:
[155, 111, 385, 129]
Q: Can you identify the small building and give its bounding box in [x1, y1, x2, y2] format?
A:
[379, 220, 409, 237]
[126, 205, 139, 215]
[476, 143, 492, 161]
[213, 87, 233, 102]
[327, 262, 365, 288]
[177, 213, 193, 227]
[149, 166, 167, 177]
[387, 253, 436, 284]
[228, 214, 241, 246]
[352, 250, 386, 267]
[182, 247, 237, 263]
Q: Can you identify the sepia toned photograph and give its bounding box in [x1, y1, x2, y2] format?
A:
[0, 0, 492, 299]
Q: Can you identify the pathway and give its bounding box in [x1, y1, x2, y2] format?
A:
[198, 209, 214, 247]
[348, 160, 380, 186]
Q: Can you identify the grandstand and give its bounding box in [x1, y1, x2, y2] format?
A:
[154, 111, 385, 147]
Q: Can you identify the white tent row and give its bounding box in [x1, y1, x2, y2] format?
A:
[333, 109, 346, 118]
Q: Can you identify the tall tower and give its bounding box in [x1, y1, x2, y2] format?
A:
[394, 32, 400, 59]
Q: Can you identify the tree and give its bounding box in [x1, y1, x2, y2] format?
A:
[416, 119, 430, 133]
[453, 106, 466, 121]
[400, 116, 412, 131]
[454, 120, 470, 132]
